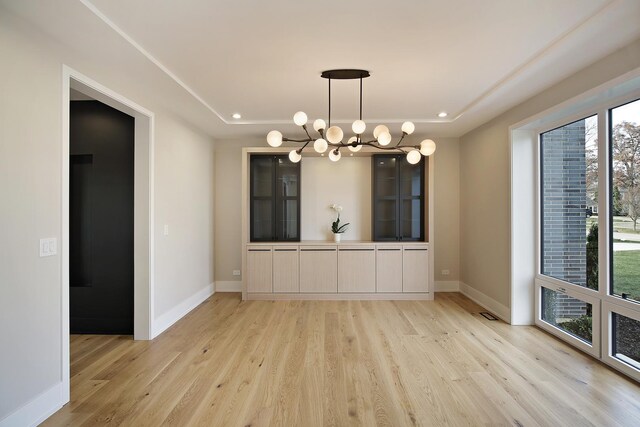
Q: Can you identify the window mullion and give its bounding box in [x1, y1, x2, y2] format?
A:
[597, 109, 610, 299]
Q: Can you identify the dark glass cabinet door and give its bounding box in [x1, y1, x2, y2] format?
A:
[372, 155, 424, 241]
[373, 157, 399, 240]
[399, 160, 423, 240]
[250, 155, 300, 241]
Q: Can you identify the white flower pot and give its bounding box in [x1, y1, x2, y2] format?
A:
[333, 233, 341, 243]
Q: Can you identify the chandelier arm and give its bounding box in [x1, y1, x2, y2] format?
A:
[302, 124, 313, 141]
[358, 142, 408, 153]
[395, 133, 406, 146]
[283, 137, 313, 143]
[300, 140, 312, 151]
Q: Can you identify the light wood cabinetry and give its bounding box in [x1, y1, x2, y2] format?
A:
[402, 244, 429, 293]
[244, 242, 431, 299]
[376, 245, 403, 292]
[338, 245, 376, 293]
[299, 246, 338, 293]
[246, 246, 273, 293]
[273, 246, 299, 293]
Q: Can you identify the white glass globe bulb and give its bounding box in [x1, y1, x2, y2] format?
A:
[373, 124, 389, 139]
[352, 120, 366, 135]
[267, 130, 283, 147]
[288, 149, 302, 163]
[378, 131, 392, 146]
[293, 111, 308, 126]
[347, 136, 362, 152]
[314, 138, 328, 153]
[401, 121, 415, 135]
[328, 149, 342, 162]
[406, 149, 421, 164]
[419, 139, 436, 156]
[313, 119, 326, 132]
[326, 126, 344, 144]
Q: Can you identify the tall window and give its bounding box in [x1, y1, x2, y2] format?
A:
[610, 99, 640, 303]
[540, 116, 598, 289]
[250, 155, 300, 241]
[608, 98, 640, 373]
[539, 116, 598, 347]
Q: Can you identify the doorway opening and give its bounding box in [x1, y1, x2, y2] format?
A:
[61, 66, 154, 403]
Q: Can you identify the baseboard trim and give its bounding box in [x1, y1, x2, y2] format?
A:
[152, 282, 214, 338]
[215, 281, 242, 292]
[435, 281, 460, 292]
[459, 282, 511, 323]
[0, 382, 65, 427]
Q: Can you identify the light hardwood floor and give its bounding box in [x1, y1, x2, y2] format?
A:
[43, 293, 640, 426]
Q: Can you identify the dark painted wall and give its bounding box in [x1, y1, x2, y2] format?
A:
[70, 100, 134, 334]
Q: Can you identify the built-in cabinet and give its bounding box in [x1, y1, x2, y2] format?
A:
[250, 155, 300, 241]
[242, 147, 434, 301]
[245, 242, 430, 298]
[372, 155, 424, 241]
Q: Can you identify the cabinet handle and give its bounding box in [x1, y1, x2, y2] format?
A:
[248, 249, 271, 252]
[339, 249, 374, 251]
[404, 248, 428, 251]
[300, 249, 336, 252]
[274, 249, 297, 252]
[378, 248, 401, 251]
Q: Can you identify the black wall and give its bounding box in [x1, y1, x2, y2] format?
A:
[70, 100, 134, 334]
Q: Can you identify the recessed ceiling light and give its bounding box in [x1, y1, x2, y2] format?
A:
[438, 112, 448, 118]
[232, 113, 241, 119]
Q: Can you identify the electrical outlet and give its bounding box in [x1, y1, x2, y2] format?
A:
[441, 269, 450, 276]
[232, 270, 241, 276]
[163, 224, 169, 236]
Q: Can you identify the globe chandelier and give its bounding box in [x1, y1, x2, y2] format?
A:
[266, 69, 436, 164]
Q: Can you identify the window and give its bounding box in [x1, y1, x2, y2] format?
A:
[535, 95, 640, 382]
[610, 98, 640, 303]
[540, 116, 598, 290]
[250, 155, 300, 241]
[372, 154, 424, 241]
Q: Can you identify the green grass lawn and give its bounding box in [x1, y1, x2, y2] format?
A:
[613, 250, 640, 301]
[586, 215, 640, 234]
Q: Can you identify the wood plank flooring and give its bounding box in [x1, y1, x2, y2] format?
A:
[42, 293, 640, 426]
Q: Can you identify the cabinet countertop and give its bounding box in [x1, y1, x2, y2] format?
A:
[246, 240, 429, 247]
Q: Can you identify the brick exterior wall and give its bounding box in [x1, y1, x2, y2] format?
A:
[542, 121, 588, 318]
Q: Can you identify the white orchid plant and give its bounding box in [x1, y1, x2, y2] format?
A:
[330, 204, 350, 234]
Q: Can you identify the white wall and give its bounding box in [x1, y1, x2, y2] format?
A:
[153, 114, 215, 320]
[459, 37, 640, 310]
[432, 138, 460, 282]
[0, 8, 215, 424]
[301, 157, 371, 241]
